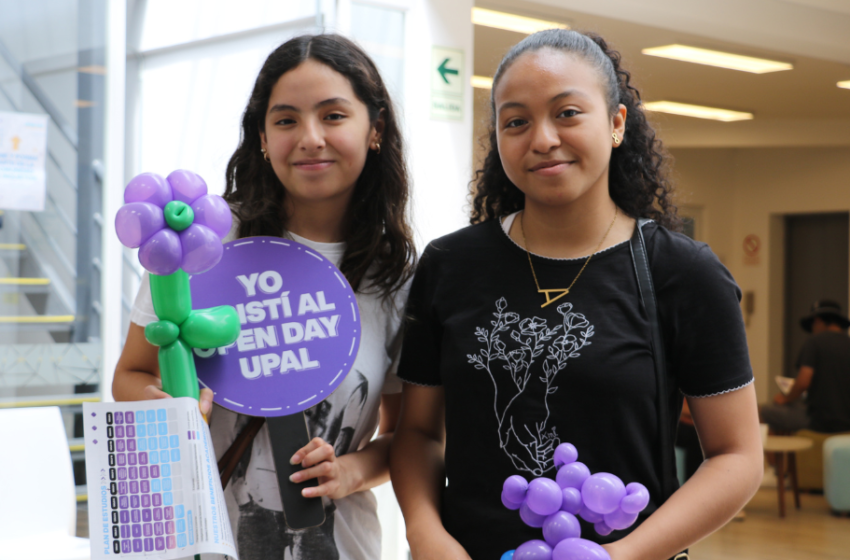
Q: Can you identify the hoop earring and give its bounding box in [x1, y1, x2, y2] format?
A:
[612, 133, 620, 145]
[261, 148, 270, 162]
[373, 142, 381, 155]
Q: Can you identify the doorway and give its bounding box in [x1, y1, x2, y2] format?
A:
[783, 213, 849, 379]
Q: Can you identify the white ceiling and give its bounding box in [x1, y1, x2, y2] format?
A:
[473, 0, 850, 148]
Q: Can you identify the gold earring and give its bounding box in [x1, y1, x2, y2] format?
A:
[374, 141, 381, 155]
[261, 148, 270, 162]
[612, 133, 620, 145]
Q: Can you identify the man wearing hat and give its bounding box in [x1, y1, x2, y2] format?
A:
[761, 300, 850, 434]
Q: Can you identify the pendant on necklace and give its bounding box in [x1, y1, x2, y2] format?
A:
[538, 288, 570, 308]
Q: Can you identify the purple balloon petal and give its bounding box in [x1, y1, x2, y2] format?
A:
[554, 443, 578, 468]
[115, 202, 164, 248]
[124, 173, 172, 208]
[581, 473, 626, 515]
[553, 539, 611, 560]
[620, 482, 650, 514]
[139, 229, 182, 275]
[527, 478, 563, 516]
[502, 491, 523, 511]
[519, 501, 548, 528]
[167, 169, 208, 205]
[560, 487, 582, 515]
[542, 511, 581, 547]
[603, 508, 639, 531]
[577, 503, 604, 524]
[191, 194, 232, 239]
[514, 540, 552, 560]
[503, 475, 529, 504]
[556, 461, 590, 490]
[179, 224, 223, 274]
[593, 521, 614, 537]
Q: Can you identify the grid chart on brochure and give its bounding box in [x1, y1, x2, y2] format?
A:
[84, 399, 236, 559]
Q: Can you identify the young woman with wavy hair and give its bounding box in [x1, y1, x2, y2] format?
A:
[391, 29, 761, 560]
[115, 34, 415, 560]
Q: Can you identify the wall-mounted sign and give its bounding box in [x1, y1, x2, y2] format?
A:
[743, 234, 761, 265]
[0, 111, 48, 211]
[431, 46, 464, 121]
[190, 237, 361, 417]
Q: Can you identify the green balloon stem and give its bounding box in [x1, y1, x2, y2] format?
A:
[150, 270, 192, 324]
[149, 268, 240, 407]
[159, 339, 200, 401]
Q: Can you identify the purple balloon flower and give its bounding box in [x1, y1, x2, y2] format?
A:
[115, 170, 232, 275]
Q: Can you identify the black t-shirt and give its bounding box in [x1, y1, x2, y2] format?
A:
[797, 331, 850, 432]
[397, 219, 753, 559]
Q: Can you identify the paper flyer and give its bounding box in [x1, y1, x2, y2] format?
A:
[0, 110, 48, 211]
[83, 398, 237, 559]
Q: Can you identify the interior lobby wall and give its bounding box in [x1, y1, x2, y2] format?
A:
[671, 146, 850, 404]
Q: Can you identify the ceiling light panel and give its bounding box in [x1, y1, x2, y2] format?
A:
[472, 7, 567, 35]
[838, 81, 850, 90]
[644, 101, 753, 122]
[471, 75, 494, 89]
[642, 44, 793, 74]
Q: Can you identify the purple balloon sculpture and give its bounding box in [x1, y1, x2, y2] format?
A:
[514, 540, 553, 560]
[542, 512, 581, 547]
[116, 170, 231, 275]
[552, 539, 610, 560]
[501, 442, 651, 560]
[527, 478, 563, 516]
[581, 473, 626, 515]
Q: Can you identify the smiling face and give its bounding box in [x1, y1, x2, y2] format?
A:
[494, 48, 625, 210]
[260, 59, 381, 207]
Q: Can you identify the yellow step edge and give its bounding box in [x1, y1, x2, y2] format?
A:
[0, 315, 75, 323]
[0, 396, 100, 409]
[0, 278, 50, 285]
[0, 244, 25, 250]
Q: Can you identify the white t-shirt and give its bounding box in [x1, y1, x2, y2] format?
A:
[130, 220, 409, 560]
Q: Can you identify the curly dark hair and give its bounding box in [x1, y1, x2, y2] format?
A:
[224, 34, 415, 297]
[470, 29, 680, 231]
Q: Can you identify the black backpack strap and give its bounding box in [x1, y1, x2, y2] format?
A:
[629, 219, 682, 501]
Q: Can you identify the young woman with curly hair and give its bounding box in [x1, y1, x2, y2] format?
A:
[391, 29, 762, 560]
[114, 34, 415, 560]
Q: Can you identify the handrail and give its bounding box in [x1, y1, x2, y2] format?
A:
[0, 38, 78, 147]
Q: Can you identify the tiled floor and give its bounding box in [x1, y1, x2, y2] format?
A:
[691, 487, 850, 560]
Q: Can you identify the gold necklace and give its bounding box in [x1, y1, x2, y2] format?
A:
[519, 207, 619, 308]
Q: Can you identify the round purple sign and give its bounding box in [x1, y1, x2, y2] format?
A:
[190, 236, 360, 417]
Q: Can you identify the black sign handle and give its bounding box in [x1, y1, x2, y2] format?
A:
[267, 412, 327, 529]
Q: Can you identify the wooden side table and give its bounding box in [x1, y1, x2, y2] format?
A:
[764, 435, 814, 517]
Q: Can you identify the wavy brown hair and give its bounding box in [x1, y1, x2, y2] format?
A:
[224, 34, 415, 296]
[470, 29, 680, 231]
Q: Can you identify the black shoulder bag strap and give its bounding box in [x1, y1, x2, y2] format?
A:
[629, 219, 689, 560]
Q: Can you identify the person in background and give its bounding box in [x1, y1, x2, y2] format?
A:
[113, 34, 415, 560]
[761, 300, 850, 434]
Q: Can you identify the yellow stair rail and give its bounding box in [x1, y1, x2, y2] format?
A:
[0, 315, 74, 323]
[0, 278, 50, 285]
